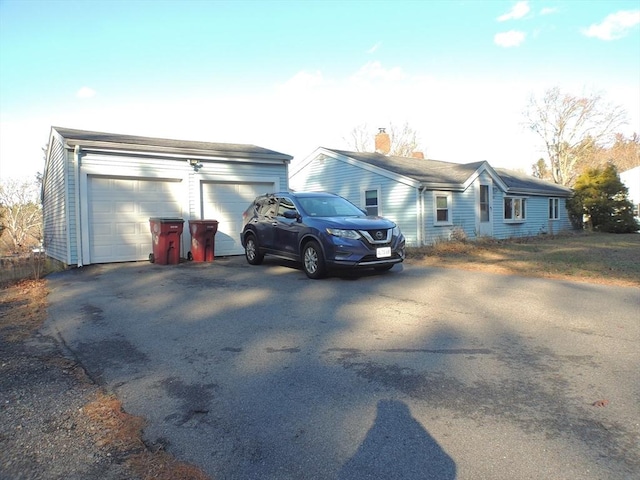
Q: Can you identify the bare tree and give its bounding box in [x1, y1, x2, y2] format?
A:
[578, 133, 640, 174]
[524, 87, 628, 186]
[387, 122, 421, 157]
[345, 123, 374, 153]
[531, 158, 551, 180]
[0, 177, 43, 254]
[344, 121, 423, 157]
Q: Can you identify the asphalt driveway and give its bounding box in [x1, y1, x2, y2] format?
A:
[45, 257, 640, 479]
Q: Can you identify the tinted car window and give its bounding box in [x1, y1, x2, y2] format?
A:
[277, 197, 297, 217]
[298, 196, 363, 217]
[259, 198, 277, 217]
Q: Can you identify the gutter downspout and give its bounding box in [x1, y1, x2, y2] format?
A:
[74, 145, 83, 267]
[417, 185, 425, 246]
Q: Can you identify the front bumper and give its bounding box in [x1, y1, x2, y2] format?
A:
[324, 234, 405, 269]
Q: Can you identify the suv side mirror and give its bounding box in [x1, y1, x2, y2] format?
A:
[283, 210, 299, 220]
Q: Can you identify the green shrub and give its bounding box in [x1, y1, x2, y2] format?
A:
[567, 164, 639, 233]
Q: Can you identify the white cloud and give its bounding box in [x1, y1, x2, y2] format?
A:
[497, 1, 530, 22]
[76, 86, 96, 99]
[278, 70, 325, 93]
[582, 10, 640, 41]
[494, 30, 526, 47]
[540, 7, 558, 16]
[350, 61, 406, 83]
[367, 41, 382, 54]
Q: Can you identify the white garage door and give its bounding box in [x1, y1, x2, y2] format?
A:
[88, 176, 183, 263]
[201, 181, 275, 255]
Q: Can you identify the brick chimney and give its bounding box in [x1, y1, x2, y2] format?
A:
[375, 128, 391, 155]
[411, 151, 424, 159]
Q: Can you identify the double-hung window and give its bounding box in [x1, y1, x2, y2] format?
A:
[549, 198, 559, 220]
[504, 197, 526, 222]
[363, 189, 380, 216]
[434, 192, 452, 225]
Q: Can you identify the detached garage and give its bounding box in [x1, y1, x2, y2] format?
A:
[42, 127, 292, 266]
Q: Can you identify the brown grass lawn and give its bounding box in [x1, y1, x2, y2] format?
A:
[406, 231, 640, 287]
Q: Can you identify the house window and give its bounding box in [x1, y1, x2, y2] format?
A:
[504, 197, 526, 222]
[549, 198, 559, 220]
[434, 192, 452, 225]
[479, 184, 490, 222]
[364, 189, 379, 216]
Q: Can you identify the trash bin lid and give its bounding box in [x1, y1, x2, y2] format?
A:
[149, 218, 185, 223]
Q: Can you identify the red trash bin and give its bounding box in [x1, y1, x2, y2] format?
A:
[188, 220, 219, 262]
[149, 218, 184, 265]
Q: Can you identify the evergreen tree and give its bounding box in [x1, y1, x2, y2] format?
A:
[567, 164, 639, 233]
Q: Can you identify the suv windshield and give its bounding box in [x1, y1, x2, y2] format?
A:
[297, 196, 365, 217]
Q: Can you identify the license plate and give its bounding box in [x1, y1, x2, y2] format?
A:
[376, 247, 391, 258]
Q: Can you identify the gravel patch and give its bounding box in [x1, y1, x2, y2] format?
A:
[0, 332, 139, 480]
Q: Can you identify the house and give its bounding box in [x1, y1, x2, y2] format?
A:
[620, 166, 640, 217]
[42, 127, 292, 266]
[289, 129, 573, 246]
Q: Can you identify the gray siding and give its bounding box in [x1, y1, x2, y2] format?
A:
[492, 193, 573, 239]
[454, 186, 478, 240]
[422, 186, 476, 245]
[42, 136, 70, 264]
[381, 182, 419, 247]
[422, 186, 574, 245]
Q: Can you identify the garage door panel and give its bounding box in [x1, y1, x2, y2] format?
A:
[92, 223, 113, 237]
[89, 176, 182, 263]
[116, 202, 136, 214]
[202, 181, 274, 256]
[116, 223, 137, 235]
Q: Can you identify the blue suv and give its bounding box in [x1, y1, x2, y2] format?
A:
[240, 192, 405, 279]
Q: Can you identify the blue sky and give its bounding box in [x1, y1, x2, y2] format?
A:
[1, 0, 639, 181]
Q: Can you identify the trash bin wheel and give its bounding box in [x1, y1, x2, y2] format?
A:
[149, 253, 155, 263]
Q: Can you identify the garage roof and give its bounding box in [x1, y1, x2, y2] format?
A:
[53, 127, 293, 161]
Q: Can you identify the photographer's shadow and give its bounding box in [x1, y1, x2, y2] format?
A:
[338, 399, 456, 480]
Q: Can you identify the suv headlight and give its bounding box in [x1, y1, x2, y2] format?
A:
[326, 228, 362, 240]
[392, 225, 401, 237]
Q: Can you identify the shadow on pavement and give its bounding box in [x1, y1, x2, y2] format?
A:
[338, 399, 456, 480]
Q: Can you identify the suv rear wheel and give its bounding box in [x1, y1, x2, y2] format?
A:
[302, 241, 326, 279]
[244, 234, 264, 265]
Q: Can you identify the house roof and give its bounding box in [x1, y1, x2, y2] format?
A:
[495, 168, 573, 196]
[52, 127, 293, 161]
[330, 149, 486, 186]
[325, 148, 572, 196]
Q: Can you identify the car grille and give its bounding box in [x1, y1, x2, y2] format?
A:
[359, 229, 391, 244]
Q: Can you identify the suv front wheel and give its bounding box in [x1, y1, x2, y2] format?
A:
[302, 241, 327, 279]
[244, 234, 264, 265]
